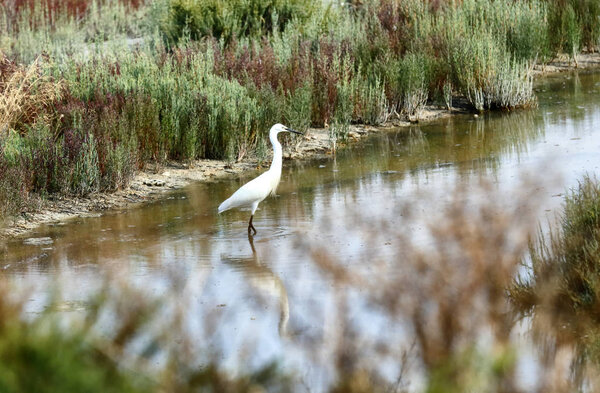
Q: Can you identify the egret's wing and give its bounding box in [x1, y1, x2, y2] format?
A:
[218, 173, 272, 213]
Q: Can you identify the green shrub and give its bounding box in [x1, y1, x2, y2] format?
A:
[446, 31, 536, 110]
[386, 53, 430, 116]
[71, 133, 100, 195]
[26, 123, 68, 195]
[443, 80, 453, 110]
[547, 0, 600, 54]
[0, 0, 148, 64]
[102, 133, 137, 191]
[351, 73, 389, 126]
[1, 130, 27, 167]
[331, 83, 351, 142]
[575, 0, 600, 51]
[484, 57, 535, 109]
[284, 83, 312, 133]
[0, 322, 145, 393]
[122, 94, 160, 164]
[504, 1, 550, 62]
[511, 176, 600, 362]
[548, 3, 582, 58]
[0, 147, 33, 221]
[153, 0, 318, 46]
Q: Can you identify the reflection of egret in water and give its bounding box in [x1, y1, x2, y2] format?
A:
[222, 234, 289, 337]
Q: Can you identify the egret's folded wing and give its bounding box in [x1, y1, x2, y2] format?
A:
[218, 173, 271, 213]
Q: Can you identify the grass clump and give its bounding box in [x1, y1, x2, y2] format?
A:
[0, 147, 34, 223]
[511, 176, 600, 365]
[0, 55, 63, 134]
[392, 52, 431, 117]
[432, 1, 542, 110]
[351, 72, 390, 125]
[512, 176, 600, 313]
[0, 0, 147, 64]
[547, 0, 600, 56]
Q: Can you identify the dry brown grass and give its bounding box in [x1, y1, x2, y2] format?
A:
[0, 53, 62, 135]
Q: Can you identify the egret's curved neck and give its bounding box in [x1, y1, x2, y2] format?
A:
[269, 131, 283, 173]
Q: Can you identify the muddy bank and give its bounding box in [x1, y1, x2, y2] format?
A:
[2, 53, 599, 240]
[533, 52, 600, 74]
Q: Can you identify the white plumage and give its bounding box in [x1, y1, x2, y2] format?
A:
[218, 123, 303, 235]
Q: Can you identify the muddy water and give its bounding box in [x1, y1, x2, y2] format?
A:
[1, 71, 600, 386]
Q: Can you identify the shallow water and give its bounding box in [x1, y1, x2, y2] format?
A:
[1, 71, 600, 388]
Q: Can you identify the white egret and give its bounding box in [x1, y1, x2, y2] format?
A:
[218, 123, 303, 235]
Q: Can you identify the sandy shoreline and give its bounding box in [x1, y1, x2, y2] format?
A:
[2, 52, 599, 240]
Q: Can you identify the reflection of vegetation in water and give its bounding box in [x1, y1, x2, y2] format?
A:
[274, 110, 547, 223]
[511, 176, 600, 378]
[537, 72, 600, 128]
[380, 108, 543, 177]
[474, 109, 544, 158]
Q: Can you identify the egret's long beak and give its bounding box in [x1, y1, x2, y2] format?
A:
[285, 126, 303, 135]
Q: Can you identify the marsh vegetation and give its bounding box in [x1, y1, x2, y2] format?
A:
[511, 176, 600, 379]
[1, 0, 599, 221]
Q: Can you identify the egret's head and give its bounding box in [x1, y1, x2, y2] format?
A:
[271, 123, 303, 136]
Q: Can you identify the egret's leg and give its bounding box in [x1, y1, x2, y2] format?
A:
[248, 201, 259, 235]
[248, 215, 257, 235]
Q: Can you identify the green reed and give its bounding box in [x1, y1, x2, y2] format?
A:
[511, 176, 600, 365]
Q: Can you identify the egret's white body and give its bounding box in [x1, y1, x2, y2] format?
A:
[218, 123, 302, 234]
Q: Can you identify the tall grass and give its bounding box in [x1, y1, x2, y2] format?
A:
[512, 176, 600, 311]
[0, 0, 148, 64]
[547, 0, 600, 56]
[0, 0, 597, 219]
[0, 55, 62, 134]
[511, 176, 600, 369]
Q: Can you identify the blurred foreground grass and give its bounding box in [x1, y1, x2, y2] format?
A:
[1, 178, 599, 391]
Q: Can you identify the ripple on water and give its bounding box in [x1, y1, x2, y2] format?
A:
[23, 237, 53, 246]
